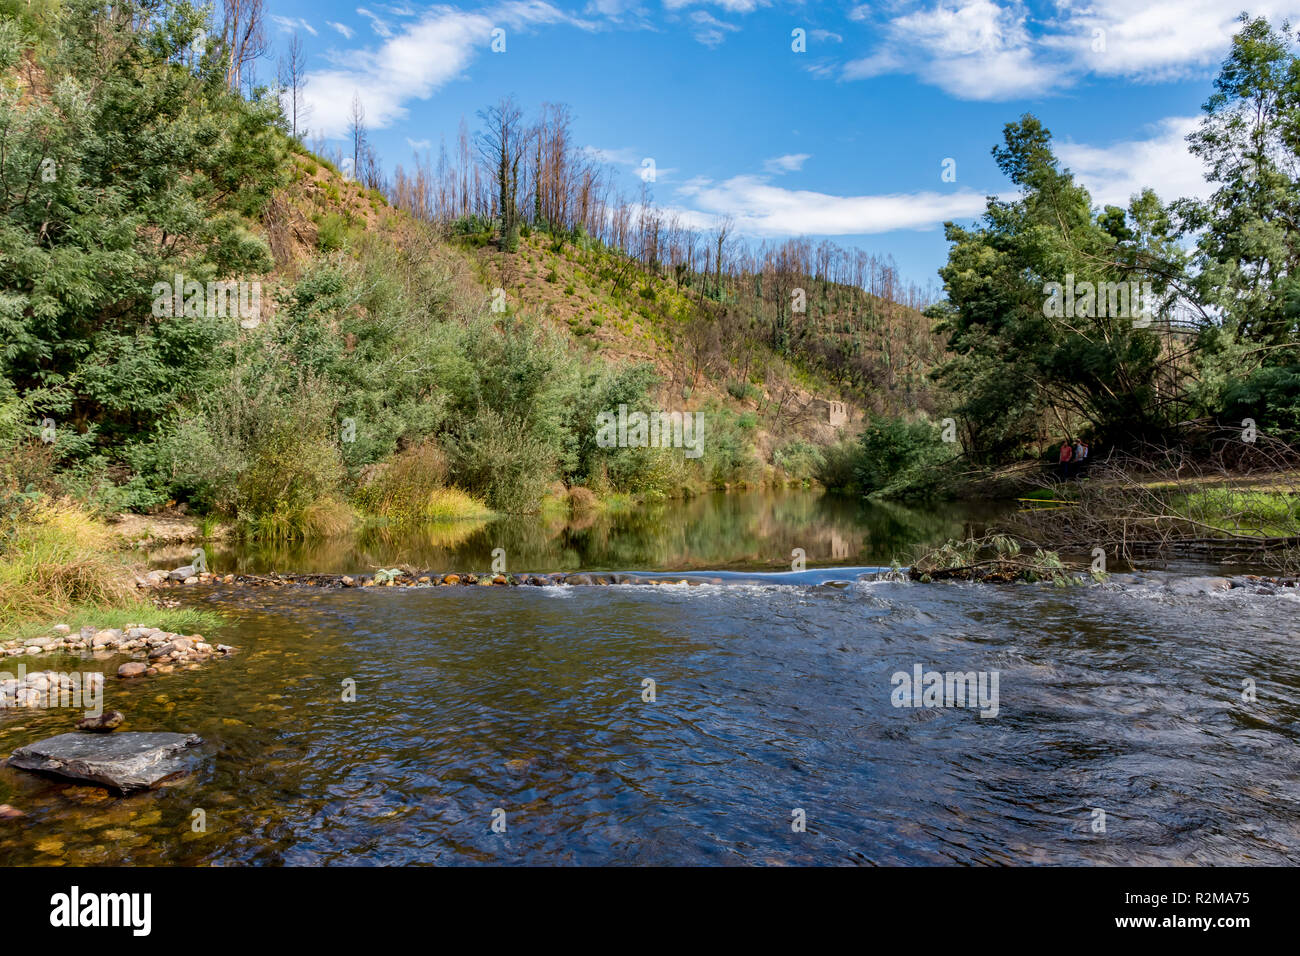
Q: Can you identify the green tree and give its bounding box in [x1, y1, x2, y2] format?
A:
[933, 114, 1183, 457]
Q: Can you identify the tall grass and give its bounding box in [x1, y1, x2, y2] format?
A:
[354, 440, 493, 523]
[0, 497, 225, 637]
[0, 499, 133, 628]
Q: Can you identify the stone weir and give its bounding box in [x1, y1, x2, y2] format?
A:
[140, 567, 905, 591]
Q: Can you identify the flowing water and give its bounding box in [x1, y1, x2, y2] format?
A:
[1, 491, 1298, 865]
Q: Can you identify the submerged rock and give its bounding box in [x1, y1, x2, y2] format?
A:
[76, 710, 125, 733]
[9, 732, 203, 791]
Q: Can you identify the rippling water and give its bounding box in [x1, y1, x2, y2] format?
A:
[3, 563, 1299, 865]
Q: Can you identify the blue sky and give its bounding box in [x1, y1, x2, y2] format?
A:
[259, 1, 1280, 287]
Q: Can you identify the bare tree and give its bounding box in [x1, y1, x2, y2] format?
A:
[476, 96, 525, 250]
[711, 214, 734, 297]
[277, 32, 310, 140]
[348, 92, 367, 181]
[222, 0, 268, 93]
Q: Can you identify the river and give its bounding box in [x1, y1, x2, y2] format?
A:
[1, 490, 1297, 865]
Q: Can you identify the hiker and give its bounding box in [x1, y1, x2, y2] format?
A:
[1074, 438, 1085, 468]
[1058, 440, 1073, 479]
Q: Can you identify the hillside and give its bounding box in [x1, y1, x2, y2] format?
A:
[252, 142, 947, 483]
[0, 1, 953, 545]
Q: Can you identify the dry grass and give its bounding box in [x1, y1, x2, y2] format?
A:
[566, 485, 598, 516]
[0, 498, 136, 630]
[354, 440, 492, 524]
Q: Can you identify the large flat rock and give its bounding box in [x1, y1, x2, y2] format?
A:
[8, 732, 202, 791]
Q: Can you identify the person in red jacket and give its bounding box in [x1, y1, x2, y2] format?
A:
[1058, 440, 1073, 478]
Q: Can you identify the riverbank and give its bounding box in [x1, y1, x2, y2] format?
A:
[991, 457, 1300, 569]
[0, 499, 225, 641]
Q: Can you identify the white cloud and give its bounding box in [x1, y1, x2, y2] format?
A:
[356, 8, 393, 38]
[762, 153, 811, 174]
[1051, 0, 1297, 83]
[689, 11, 740, 47]
[846, 0, 1065, 99]
[585, 0, 647, 15]
[271, 16, 318, 37]
[841, 0, 1300, 100]
[1057, 116, 1211, 208]
[664, 0, 765, 12]
[809, 29, 842, 44]
[406, 137, 432, 151]
[327, 21, 355, 40]
[672, 174, 990, 235]
[304, 3, 589, 138]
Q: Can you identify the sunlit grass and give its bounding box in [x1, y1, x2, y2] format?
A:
[3, 603, 223, 642]
[0, 497, 226, 638]
[1170, 488, 1300, 537]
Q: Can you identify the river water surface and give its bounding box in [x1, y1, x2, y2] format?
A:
[1, 491, 1298, 865]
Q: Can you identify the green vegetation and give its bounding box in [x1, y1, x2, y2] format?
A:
[4, 0, 824, 553]
[1175, 488, 1300, 538]
[930, 15, 1300, 470]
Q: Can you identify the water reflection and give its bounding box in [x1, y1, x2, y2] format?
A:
[151, 491, 1010, 575]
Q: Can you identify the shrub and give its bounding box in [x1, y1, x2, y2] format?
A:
[774, 440, 825, 483]
[354, 440, 491, 523]
[566, 485, 598, 515]
[317, 213, 348, 252]
[815, 439, 860, 493]
[447, 407, 555, 513]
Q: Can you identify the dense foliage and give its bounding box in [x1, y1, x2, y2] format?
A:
[928, 14, 1300, 468]
[0, 1, 787, 532]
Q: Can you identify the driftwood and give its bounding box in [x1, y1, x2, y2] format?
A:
[1006, 432, 1300, 571]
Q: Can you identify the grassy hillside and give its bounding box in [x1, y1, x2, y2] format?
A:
[0, 0, 953, 567]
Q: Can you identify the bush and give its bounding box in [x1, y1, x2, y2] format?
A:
[153, 359, 352, 538]
[830, 416, 959, 500]
[698, 404, 759, 487]
[853, 417, 937, 494]
[774, 440, 825, 483]
[566, 485, 598, 515]
[815, 439, 860, 492]
[317, 213, 348, 252]
[354, 440, 491, 523]
[447, 407, 555, 513]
